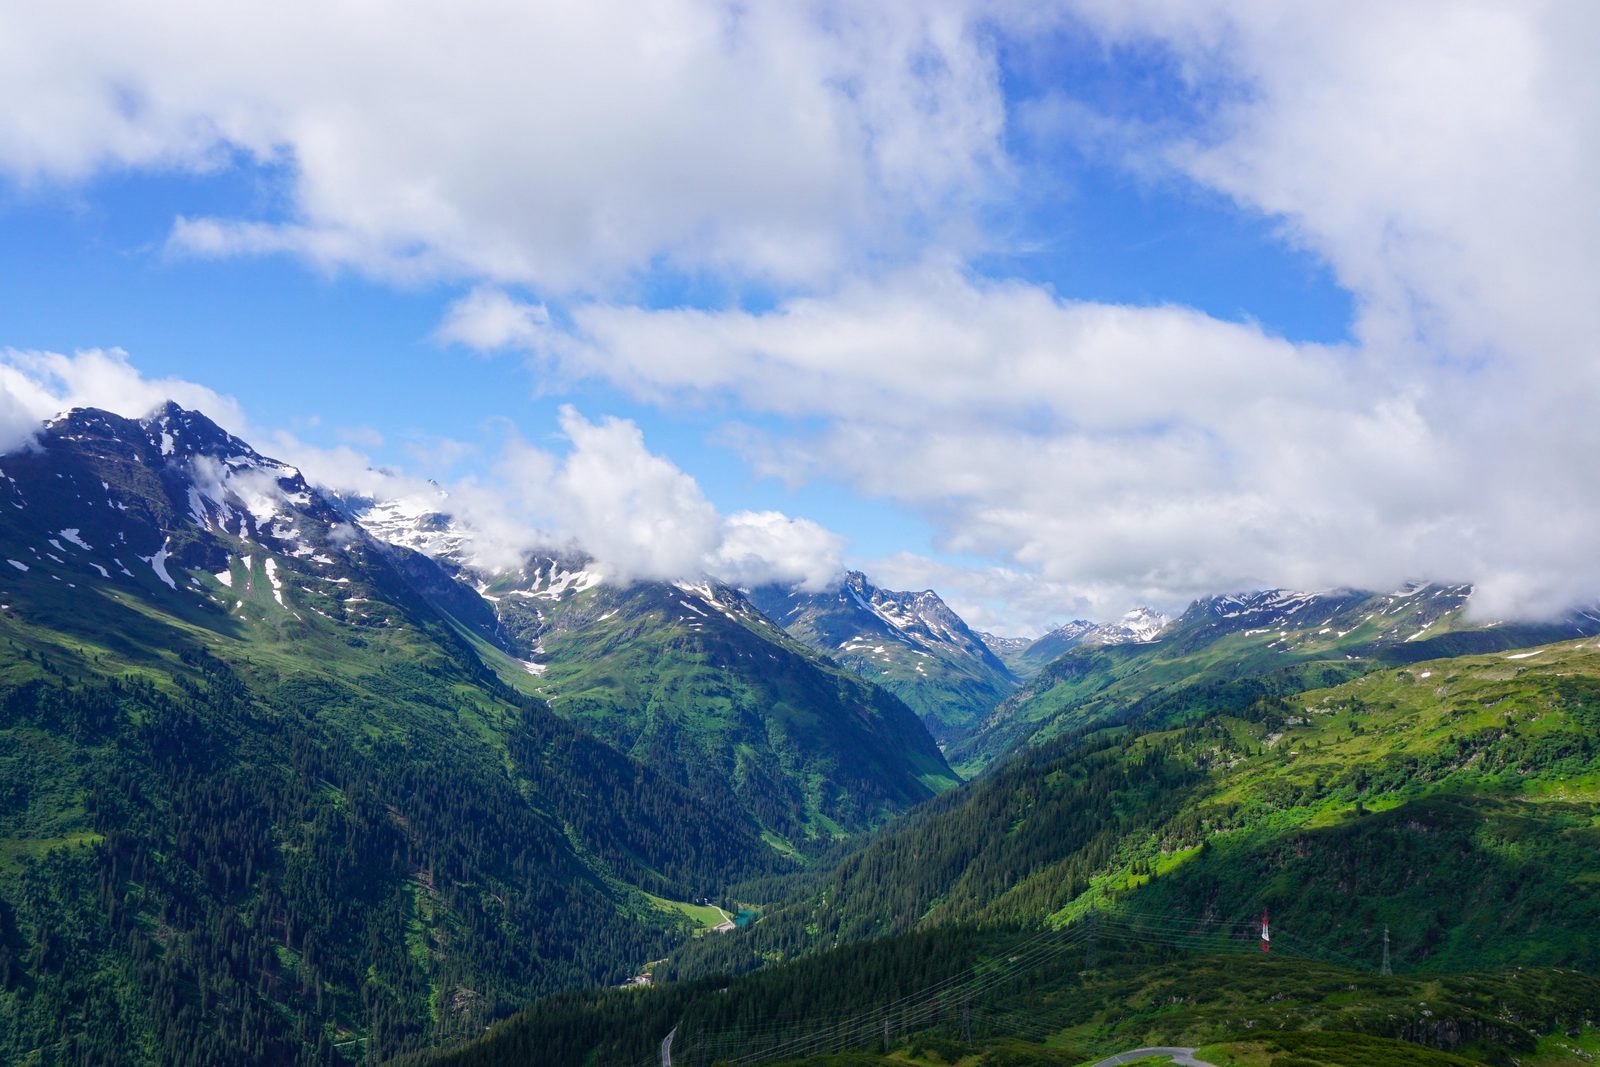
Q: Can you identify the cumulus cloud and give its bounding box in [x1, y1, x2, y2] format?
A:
[0, 348, 248, 450]
[424, 3, 1600, 628]
[0, 378, 44, 454]
[268, 409, 848, 589]
[444, 410, 843, 588]
[435, 289, 551, 351]
[271, 407, 845, 589]
[0, 0, 1006, 289]
[1059, 0, 1600, 619]
[549, 409, 722, 580]
[713, 511, 845, 593]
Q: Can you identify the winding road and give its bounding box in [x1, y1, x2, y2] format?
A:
[657, 1029, 1217, 1066]
[1085, 1048, 1218, 1067]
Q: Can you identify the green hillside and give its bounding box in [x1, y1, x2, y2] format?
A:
[0, 405, 973, 1064]
[485, 576, 961, 849]
[0, 564, 756, 1063]
[663, 637, 1600, 983]
[418, 923, 1600, 1066]
[7, 406, 1599, 1067]
[955, 587, 1600, 771]
[0, 408, 797, 1064]
[422, 636, 1600, 1065]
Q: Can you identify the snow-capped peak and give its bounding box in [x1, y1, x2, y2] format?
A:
[345, 490, 468, 564]
[1039, 608, 1166, 648]
[1116, 607, 1168, 642]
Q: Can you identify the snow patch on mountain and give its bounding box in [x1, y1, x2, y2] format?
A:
[263, 557, 284, 606]
[142, 540, 177, 590]
[1116, 607, 1168, 642]
[978, 632, 1031, 657]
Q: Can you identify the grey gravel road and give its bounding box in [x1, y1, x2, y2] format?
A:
[1085, 1047, 1219, 1067]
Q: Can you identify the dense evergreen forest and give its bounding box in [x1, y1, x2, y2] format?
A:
[421, 920, 1600, 1067]
[0, 641, 794, 1064]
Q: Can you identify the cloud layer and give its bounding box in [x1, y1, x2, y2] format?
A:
[5, 3, 1599, 629]
[439, 3, 1600, 625]
[0, 1, 1004, 289]
[440, 408, 845, 588]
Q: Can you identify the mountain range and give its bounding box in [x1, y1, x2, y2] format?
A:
[0, 404, 949, 1063]
[3, 402, 1599, 1066]
[994, 605, 1169, 676]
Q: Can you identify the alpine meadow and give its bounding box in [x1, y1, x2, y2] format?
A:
[2, 4, 1599, 1067]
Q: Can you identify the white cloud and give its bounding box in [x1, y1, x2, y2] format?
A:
[447, 409, 844, 589]
[273, 407, 845, 590]
[1, 0, 1006, 289]
[267, 409, 849, 589]
[435, 289, 550, 351]
[0, 384, 41, 455]
[0, 348, 247, 450]
[714, 511, 845, 593]
[464, 246, 1600, 626]
[549, 409, 722, 581]
[424, 3, 1600, 628]
[508, 263, 1348, 427]
[1067, 1, 1600, 376]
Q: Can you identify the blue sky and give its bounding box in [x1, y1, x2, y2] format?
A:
[2, 2, 1595, 632]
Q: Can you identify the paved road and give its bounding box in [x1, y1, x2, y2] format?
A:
[1085, 1047, 1218, 1067]
[660, 1024, 676, 1067]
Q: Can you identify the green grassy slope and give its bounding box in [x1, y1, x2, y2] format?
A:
[410, 627, 1600, 1066]
[0, 580, 733, 1064]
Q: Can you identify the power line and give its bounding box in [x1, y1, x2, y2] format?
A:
[712, 926, 1093, 1065]
[648, 903, 1383, 1066]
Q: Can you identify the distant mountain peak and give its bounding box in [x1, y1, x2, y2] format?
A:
[993, 607, 1170, 680]
[977, 631, 1031, 656]
[142, 402, 265, 464]
[747, 570, 1018, 740]
[1039, 607, 1168, 648]
[343, 490, 469, 565]
[1115, 606, 1168, 642]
